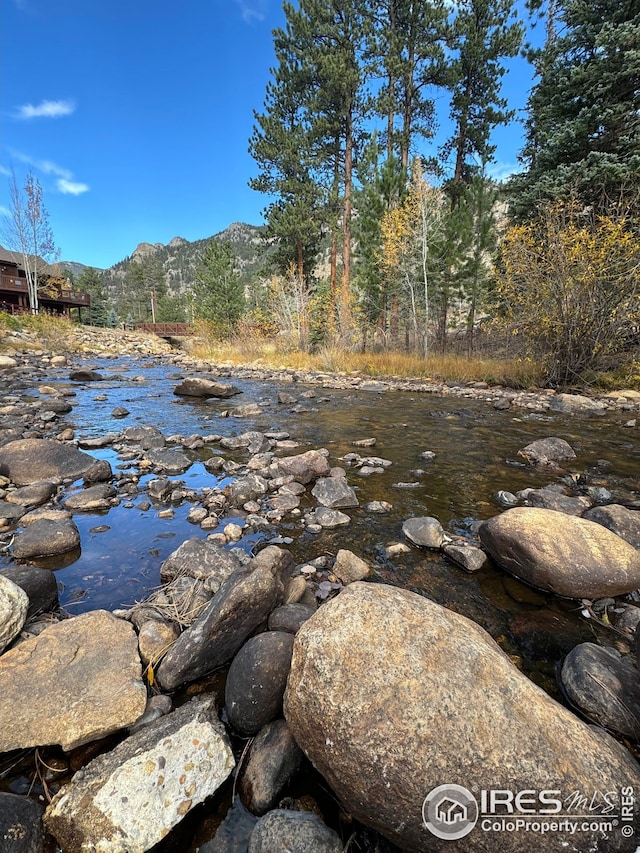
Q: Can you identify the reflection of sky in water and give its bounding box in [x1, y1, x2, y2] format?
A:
[5, 355, 640, 664]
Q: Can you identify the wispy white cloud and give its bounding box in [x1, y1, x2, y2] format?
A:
[57, 178, 89, 195]
[16, 99, 75, 120]
[0, 165, 11, 177]
[234, 0, 268, 24]
[8, 150, 89, 195]
[0, 205, 11, 218]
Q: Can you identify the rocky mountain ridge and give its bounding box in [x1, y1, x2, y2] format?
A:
[101, 222, 270, 298]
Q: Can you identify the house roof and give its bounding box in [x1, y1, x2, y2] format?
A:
[0, 245, 61, 276]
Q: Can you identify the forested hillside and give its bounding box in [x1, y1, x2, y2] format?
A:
[71, 0, 638, 387]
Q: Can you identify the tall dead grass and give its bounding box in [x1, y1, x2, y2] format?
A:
[191, 334, 544, 389]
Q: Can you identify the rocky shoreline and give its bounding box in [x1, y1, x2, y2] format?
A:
[1, 325, 640, 852]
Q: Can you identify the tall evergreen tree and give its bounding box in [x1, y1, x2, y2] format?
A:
[249, 11, 323, 288]
[511, 0, 640, 218]
[76, 267, 108, 326]
[367, 0, 448, 172]
[443, 0, 523, 204]
[194, 240, 244, 335]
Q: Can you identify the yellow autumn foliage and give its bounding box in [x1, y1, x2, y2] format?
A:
[496, 198, 640, 385]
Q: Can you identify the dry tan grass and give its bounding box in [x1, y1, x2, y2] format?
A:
[191, 336, 544, 389]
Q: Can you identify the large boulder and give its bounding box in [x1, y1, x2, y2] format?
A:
[478, 507, 640, 598]
[0, 574, 28, 653]
[12, 516, 81, 560]
[156, 546, 292, 692]
[276, 450, 331, 484]
[45, 695, 234, 853]
[0, 792, 44, 853]
[284, 582, 640, 853]
[582, 504, 640, 550]
[311, 477, 359, 508]
[225, 632, 295, 736]
[0, 610, 147, 752]
[549, 393, 607, 415]
[173, 377, 242, 398]
[160, 538, 242, 590]
[1, 564, 59, 618]
[0, 438, 96, 485]
[518, 437, 576, 466]
[560, 643, 640, 739]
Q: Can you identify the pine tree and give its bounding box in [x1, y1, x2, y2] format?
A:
[194, 240, 244, 335]
[249, 10, 323, 288]
[443, 0, 524, 204]
[77, 267, 108, 326]
[367, 0, 448, 172]
[511, 0, 640, 218]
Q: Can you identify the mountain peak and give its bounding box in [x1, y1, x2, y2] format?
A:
[132, 241, 164, 260]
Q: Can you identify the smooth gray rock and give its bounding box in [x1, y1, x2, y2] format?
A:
[276, 450, 330, 484]
[402, 516, 446, 549]
[248, 809, 342, 853]
[69, 368, 104, 382]
[443, 543, 489, 573]
[156, 546, 292, 692]
[0, 792, 44, 853]
[525, 488, 590, 516]
[518, 437, 577, 465]
[122, 425, 165, 446]
[220, 431, 271, 454]
[12, 517, 81, 559]
[268, 603, 316, 634]
[0, 501, 27, 523]
[199, 797, 257, 852]
[311, 507, 351, 528]
[583, 504, 640, 550]
[174, 377, 241, 398]
[45, 696, 235, 853]
[311, 477, 359, 509]
[146, 447, 191, 474]
[226, 474, 268, 506]
[0, 610, 147, 752]
[225, 632, 295, 736]
[560, 643, 640, 739]
[0, 574, 28, 653]
[160, 538, 242, 591]
[64, 482, 117, 512]
[5, 481, 56, 508]
[549, 393, 607, 414]
[1, 564, 59, 619]
[0, 438, 96, 486]
[239, 720, 303, 816]
[479, 507, 640, 598]
[83, 458, 114, 483]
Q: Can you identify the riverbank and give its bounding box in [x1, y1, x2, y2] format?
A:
[2, 319, 639, 417]
[0, 329, 640, 851]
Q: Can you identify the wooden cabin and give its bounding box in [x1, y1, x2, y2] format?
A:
[0, 249, 90, 320]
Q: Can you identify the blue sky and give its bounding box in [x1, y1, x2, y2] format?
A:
[0, 0, 538, 271]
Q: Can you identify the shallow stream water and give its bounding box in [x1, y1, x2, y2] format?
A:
[2, 355, 640, 850]
[4, 356, 640, 676]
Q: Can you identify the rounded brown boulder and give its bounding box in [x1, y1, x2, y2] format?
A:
[284, 582, 640, 852]
[478, 507, 640, 598]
